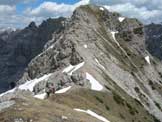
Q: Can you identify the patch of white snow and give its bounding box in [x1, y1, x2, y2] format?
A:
[55, 86, 72, 94]
[0, 74, 52, 99]
[69, 62, 85, 75]
[145, 56, 151, 64]
[34, 93, 47, 100]
[118, 17, 125, 22]
[46, 45, 54, 50]
[111, 31, 120, 46]
[74, 108, 110, 122]
[86, 73, 103, 91]
[111, 31, 118, 41]
[62, 62, 85, 76]
[62, 116, 68, 120]
[100, 7, 104, 11]
[104, 5, 110, 10]
[84, 44, 88, 48]
[95, 58, 105, 70]
[19, 74, 52, 92]
[62, 65, 74, 73]
[0, 88, 16, 97]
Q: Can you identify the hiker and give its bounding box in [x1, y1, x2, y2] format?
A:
[45, 82, 51, 98]
[50, 83, 56, 94]
[60, 80, 64, 86]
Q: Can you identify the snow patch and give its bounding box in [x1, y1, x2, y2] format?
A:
[118, 17, 125, 22]
[46, 44, 54, 51]
[145, 56, 151, 64]
[74, 108, 110, 122]
[100, 7, 104, 11]
[69, 62, 85, 75]
[111, 31, 118, 41]
[84, 44, 88, 48]
[86, 73, 103, 91]
[0, 74, 52, 99]
[55, 86, 72, 94]
[62, 65, 74, 73]
[111, 31, 120, 46]
[104, 5, 110, 10]
[62, 62, 85, 75]
[34, 93, 47, 100]
[0, 88, 16, 97]
[19, 74, 52, 92]
[49, 45, 54, 49]
[62, 116, 68, 120]
[95, 58, 105, 70]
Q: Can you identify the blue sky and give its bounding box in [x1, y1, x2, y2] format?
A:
[16, 0, 79, 13]
[0, 0, 89, 28]
[0, 0, 162, 28]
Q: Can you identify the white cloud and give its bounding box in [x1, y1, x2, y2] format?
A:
[0, 4, 35, 28]
[91, 0, 162, 24]
[0, 0, 35, 5]
[104, 3, 162, 23]
[0, 14, 40, 28]
[0, 5, 15, 15]
[0, 0, 90, 28]
[91, 0, 162, 9]
[1, 0, 161, 28]
[26, 0, 90, 17]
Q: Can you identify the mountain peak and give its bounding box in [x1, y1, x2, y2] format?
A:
[27, 21, 37, 29]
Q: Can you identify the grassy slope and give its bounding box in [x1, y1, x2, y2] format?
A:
[0, 87, 156, 122]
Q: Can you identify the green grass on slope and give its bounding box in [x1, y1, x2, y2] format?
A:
[49, 88, 156, 122]
[0, 87, 158, 122]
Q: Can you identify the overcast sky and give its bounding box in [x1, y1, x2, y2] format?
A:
[0, 0, 161, 28]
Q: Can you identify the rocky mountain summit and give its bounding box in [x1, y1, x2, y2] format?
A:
[0, 5, 162, 122]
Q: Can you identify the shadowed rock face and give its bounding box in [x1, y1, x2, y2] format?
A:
[0, 17, 66, 92]
[145, 23, 162, 60]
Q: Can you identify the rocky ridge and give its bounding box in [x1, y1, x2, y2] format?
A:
[0, 5, 162, 122]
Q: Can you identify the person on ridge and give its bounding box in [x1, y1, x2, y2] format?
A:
[50, 83, 56, 94]
[45, 82, 51, 98]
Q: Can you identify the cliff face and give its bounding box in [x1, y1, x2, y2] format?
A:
[0, 17, 65, 92]
[145, 23, 162, 60]
[0, 5, 162, 122]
